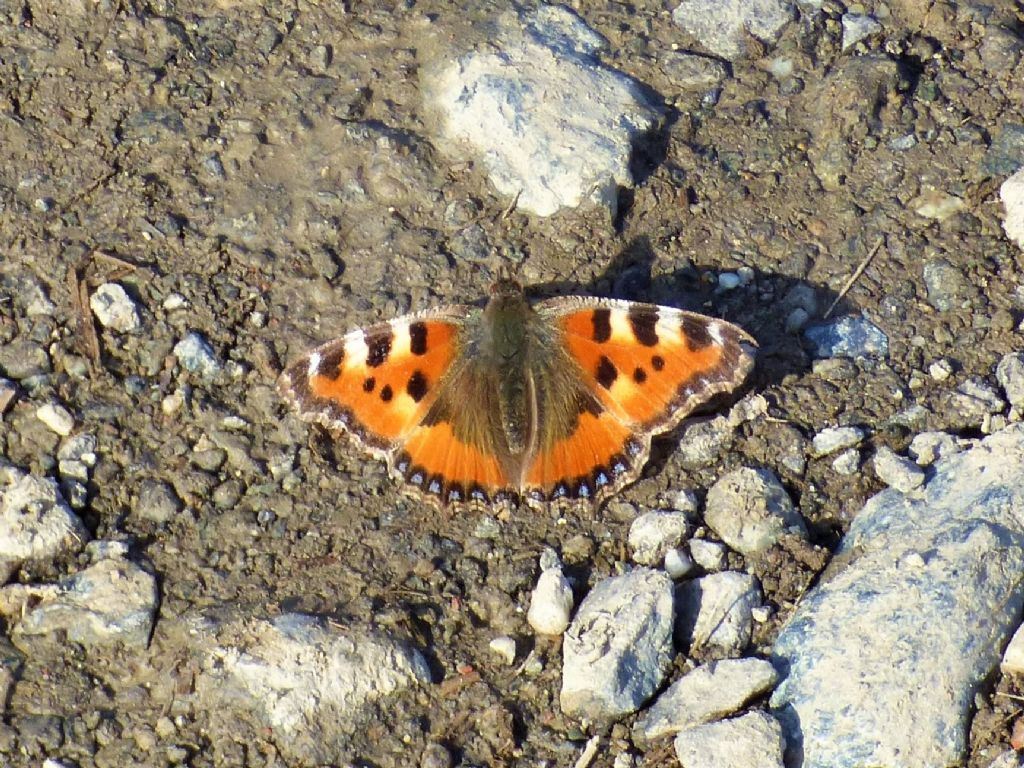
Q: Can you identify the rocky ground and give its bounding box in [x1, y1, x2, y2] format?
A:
[1, 0, 1024, 767]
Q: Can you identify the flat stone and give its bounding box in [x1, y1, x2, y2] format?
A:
[194, 612, 432, 765]
[0, 473, 89, 584]
[89, 282, 141, 333]
[674, 711, 786, 768]
[689, 539, 727, 571]
[831, 448, 861, 475]
[672, 0, 793, 60]
[629, 510, 690, 566]
[677, 571, 762, 657]
[0, 340, 51, 380]
[841, 14, 882, 50]
[872, 446, 925, 493]
[427, 5, 662, 217]
[908, 431, 963, 465]
[923, 258, 975, 312]
[771, 424, 1024, 768]
[636, 657, 779, 741]
[1001, 167, 1024, 250]
[804, 315, 889, 359]
[660, 52, 730, 90]
[561, 568, 674, 720]
[704, 467, 807, 557]
[812, 426, 866, 457]
[35, 402, 75, 437]
[7, 548, 158, 650]
[136, 480, 183, 524]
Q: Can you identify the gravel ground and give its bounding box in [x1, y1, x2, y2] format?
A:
[1, 0, 1022, 766]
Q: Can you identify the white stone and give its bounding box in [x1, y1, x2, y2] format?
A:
[36, 402, 75, 436]
[561, 568, 674, 719]
[670, 488, 701, 514]
[676, 571, 762, 656]
[841, 14, 882, 50]
[57, 433, 97, 465]
[672, 0, 793, 60]
[718, 272, 741, 290]
[488, 635, 517, 665]
[704, 467, 807, 557]
[872, 446, 925, 492]
[163, 292, 188, 310]
[1001, 166, 1024, 251]
[629, 510, 690, 566]
[426, 6, 661, 217]
[174, 331, 221, 377]
[636, 657, 779, 741]
[997, 352, 1024, 408]
[929, 358, 954, 381]
[674, 712, 786, 768]
[812, 426, 866, 457]
[664, 547, 695, 579]
[527, 566, 574, 636]
[908, 431, 962, 466]
[195, 613, 431, 758]
[771, 424, 1024, 768]
[689, 539, 727, 571]
[1001, 623, 1024, 674]
[7, 548, 158, 649]
[89, 282, 141, 333]
[831, 448, 861, 475]
[0, 473, 89, 584]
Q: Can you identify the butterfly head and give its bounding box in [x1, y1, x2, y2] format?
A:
[488, 277, 525, 300]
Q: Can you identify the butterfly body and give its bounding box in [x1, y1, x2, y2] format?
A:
[279, 279, 755, 510]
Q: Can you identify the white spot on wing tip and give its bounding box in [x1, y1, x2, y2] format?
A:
[308, 351, 322, 376]
[709, 321, 726, 346]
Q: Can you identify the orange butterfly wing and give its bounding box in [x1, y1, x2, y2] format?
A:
[522, 298, 755, 504]
[278, 308, 515, 506]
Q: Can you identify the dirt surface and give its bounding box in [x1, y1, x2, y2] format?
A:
[1, 0, 1023, 766]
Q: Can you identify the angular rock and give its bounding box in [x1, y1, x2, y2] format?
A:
[908, 431, 962, 465]
[804, 315, 888, 359]
[6, 546, 158, 650]
[0, 339, 51, 380]
[672, 0, 793, 60]
[664, 547, 696, 579]
[872, 446, 925, 492]
[771, 424, 1024, 768]
[174, 331, 221, 377]
[427, 5, 662, 217]
[831, 448, 861, 475]
[841, 14, 882, 50]
[677, 571, 762, 656]
[628, 510, 690, 566]
[636, 657, 779, 741]
[923, 258, 975, 312]
[660, 52, 730, 90]
[704, 468, 806, 557]
[89, 282, 141, 333]
[997, 352, 1024, 408]
[561, 568, 674, 720]
[0, 473, 89, 584]
[35, 403, 74, 437]
[135, 479, 183, 524]
[195, 612, 432, 764]
[811, 426, 866, 457]
[689, 539, 727, 571]
[674, 711, 786, 768]
[1002, 166, 1024, 250]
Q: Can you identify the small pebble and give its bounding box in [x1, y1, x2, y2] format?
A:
[996, 352, 1024, 408]
[664, 547, 695, 579]
[488, 635, 517, 665]
[785, 307, 809, 333]
[872, 446, 926, 492]
[812, 426, 866, 457]
[527, 564, 574, 636]
[689, 539, 727, 571]
[832, 448, 861, 475]
[163, 293, 189, 310]
[629, 510, 690, 566]
[841, 13, 882, 50]
[36, 402, 75, 436]
[929, 358, 955, 382]
[908, 432, 962, 465]
[174, 332, 221, 377]
[89, 282, 141, 333]
[718, 272, 741, 291]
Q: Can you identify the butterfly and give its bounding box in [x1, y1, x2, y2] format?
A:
[278, 278, 755, 510]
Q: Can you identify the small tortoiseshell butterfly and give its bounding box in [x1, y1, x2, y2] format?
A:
[278, 278, 755, 509]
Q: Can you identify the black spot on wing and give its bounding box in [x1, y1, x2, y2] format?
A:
[409, 321, 428, 355]
[365, 328, 393, 367]
[407, 371, 428, 402]
[680, 316, 714, 350]
[380, 384, 393, 402]
[633, 366, 647, 384]
[592, 308, 612, 343]
[363, 376, 376, 393]
[628, 306, 659, 347]
[651, 354, 665, 371]
[317, 346, 344, 380]
[596, 356, 618, 389]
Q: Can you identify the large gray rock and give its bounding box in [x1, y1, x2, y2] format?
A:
[561, 568, 674, 720]
[195, 612, 432, 764]
[677, 572, 762, 656]
[771, 424, 1024, 768]
[0, 472, 89, 584]
[426, 5, 662, 217]
[636, 657, 779, 741]
[704, 468, 807, 557]
[5, 543, 158, 650]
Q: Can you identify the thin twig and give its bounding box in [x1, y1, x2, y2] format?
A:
[501, 189, 522, 219]
[824, 237, 885, 319]
[66, 256, 102, 367]
[573, 735, 601, 768]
